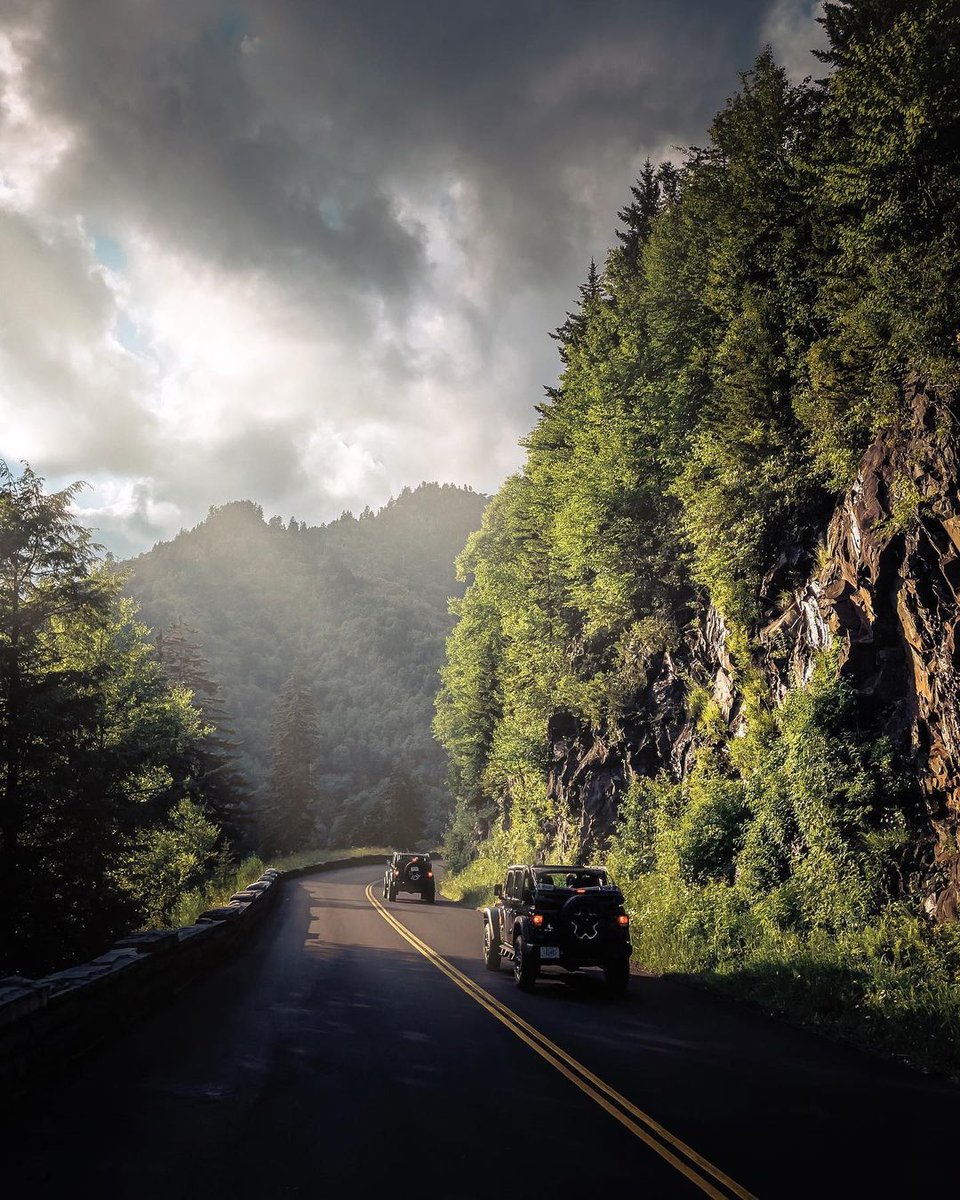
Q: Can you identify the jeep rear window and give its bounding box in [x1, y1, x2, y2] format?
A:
[534, 869, 608, 889]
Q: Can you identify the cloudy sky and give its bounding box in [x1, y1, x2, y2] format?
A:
[0, 0, 825, 555]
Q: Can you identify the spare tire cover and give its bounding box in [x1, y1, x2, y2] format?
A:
[559, 892, 608, 942]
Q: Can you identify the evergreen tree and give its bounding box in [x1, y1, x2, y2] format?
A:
[615, 159, 662, 266]
[262, 674, 319, 853]
[0, 466, 111, 968]
[0, 463, 207, 974]
[550, 258, 603, 363]
[156, 618, 251, 848]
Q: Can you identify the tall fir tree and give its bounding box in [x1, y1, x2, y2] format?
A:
[550, 258, 603, 363]
[615, 159, 662, 266]
[262, 674, 319, 853]
[155, 618, 251, 848]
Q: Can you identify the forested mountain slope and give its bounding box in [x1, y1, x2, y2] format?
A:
[436, 1, 960, 1064]
[126, 483, 486, 845]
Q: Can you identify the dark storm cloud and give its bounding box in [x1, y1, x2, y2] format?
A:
[0, 0, 824, 552]
[28, 0, 771, 314]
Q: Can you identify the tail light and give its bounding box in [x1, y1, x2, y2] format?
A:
[427, 871, 433, 878]
[617, 914, 629, 926]
[531, 913, 544, 926]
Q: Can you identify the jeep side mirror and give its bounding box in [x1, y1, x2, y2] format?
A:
[493, 883, 502, 898]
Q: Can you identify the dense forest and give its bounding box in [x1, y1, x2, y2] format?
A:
[0, 465, 242, 975]
[126, 483, 486, 850]
[436, 0, 960, 1060]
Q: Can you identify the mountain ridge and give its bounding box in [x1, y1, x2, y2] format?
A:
[124, 481, 488, 845]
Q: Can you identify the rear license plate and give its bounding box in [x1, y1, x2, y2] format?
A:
[539, 946, 560, 960]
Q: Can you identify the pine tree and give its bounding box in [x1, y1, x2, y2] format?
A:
[262, 674, 319, 854]
[155, 618, 251, 848]
[550, 258, 603, 363]
[615, 159, 661, 265]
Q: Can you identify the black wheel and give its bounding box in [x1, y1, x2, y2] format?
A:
[483, 921, 501, 971]
[422, 887, 436, 904]
[514, 935, 537, 991]
[387, 882, 397, 902]
[381, 878, 388, 899]
[604, 958, 630, 994]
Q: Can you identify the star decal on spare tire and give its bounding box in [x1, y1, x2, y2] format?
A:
[571, 911, 599, 940]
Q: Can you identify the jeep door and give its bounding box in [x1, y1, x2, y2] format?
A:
[498, 869, 517, 944]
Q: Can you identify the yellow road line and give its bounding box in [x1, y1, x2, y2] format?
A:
[364, 883, 758, 1200]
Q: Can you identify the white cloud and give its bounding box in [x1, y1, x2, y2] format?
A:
[0, 206, 156, 473]
[762, 0, 829, 83]
[0, 20, 75, 210]
[0, 0, 792, 554]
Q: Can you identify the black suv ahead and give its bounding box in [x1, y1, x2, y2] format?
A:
[481, 865, 631, 993]
[383, 852, 436, 903]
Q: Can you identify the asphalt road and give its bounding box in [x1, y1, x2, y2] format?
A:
[3, 862, 957, 1198]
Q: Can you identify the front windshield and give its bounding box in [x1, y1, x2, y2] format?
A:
[534, 868, 608, 889]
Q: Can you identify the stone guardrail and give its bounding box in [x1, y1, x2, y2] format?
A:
[0, 853, 387, 1100]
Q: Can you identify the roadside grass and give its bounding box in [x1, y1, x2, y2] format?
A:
[439, 853, 504, 908]
[265, 845, 392, 872]
[681, 927, 960, 1077]
[156, 846, 390, 930]
[627, 886, 960, 1076]
[165, 854, 267, 928]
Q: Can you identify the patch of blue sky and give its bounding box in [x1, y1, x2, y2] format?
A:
[115, 311, 152, 358]
[93, 233, 126, 273]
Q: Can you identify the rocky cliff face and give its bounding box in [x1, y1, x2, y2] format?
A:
[548, 379, 960, 920]
[813, 381, 960, 921]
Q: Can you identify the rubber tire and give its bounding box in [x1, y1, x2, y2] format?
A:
[604, 958, 630, 995]
[483, 921, 501, 971]
[387, 882, 397, 902]
[514, 935, 537, 991]
[422, 887, 436, 904]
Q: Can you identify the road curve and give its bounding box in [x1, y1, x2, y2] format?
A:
[2, 862, 957, 1198]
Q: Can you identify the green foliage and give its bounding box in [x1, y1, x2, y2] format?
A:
[0, 463, 233, 975]
[799, 0, 960, 484]
[120, 798, 222, 927]
[437, 10, 960, 1062]
[155, 618, 252, 848]
[675, 770, 750, 886]
[608, 665, 914, 962]
[165, 853, 267, 929]
[261, 674, 320, 854]
[328, 770, 426, 850]
[265, 844, 392, 873]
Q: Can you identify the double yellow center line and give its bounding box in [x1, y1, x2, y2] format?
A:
[364, 883, 757, 1200]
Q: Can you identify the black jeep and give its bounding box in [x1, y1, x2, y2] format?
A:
[383, 852, 436, 903]
[481, 865, 631, 992]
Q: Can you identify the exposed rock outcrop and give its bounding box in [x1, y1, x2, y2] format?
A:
[814, 381, 960, 920]
[547, 379, 960, 917]
[547, 604, 738, 847]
